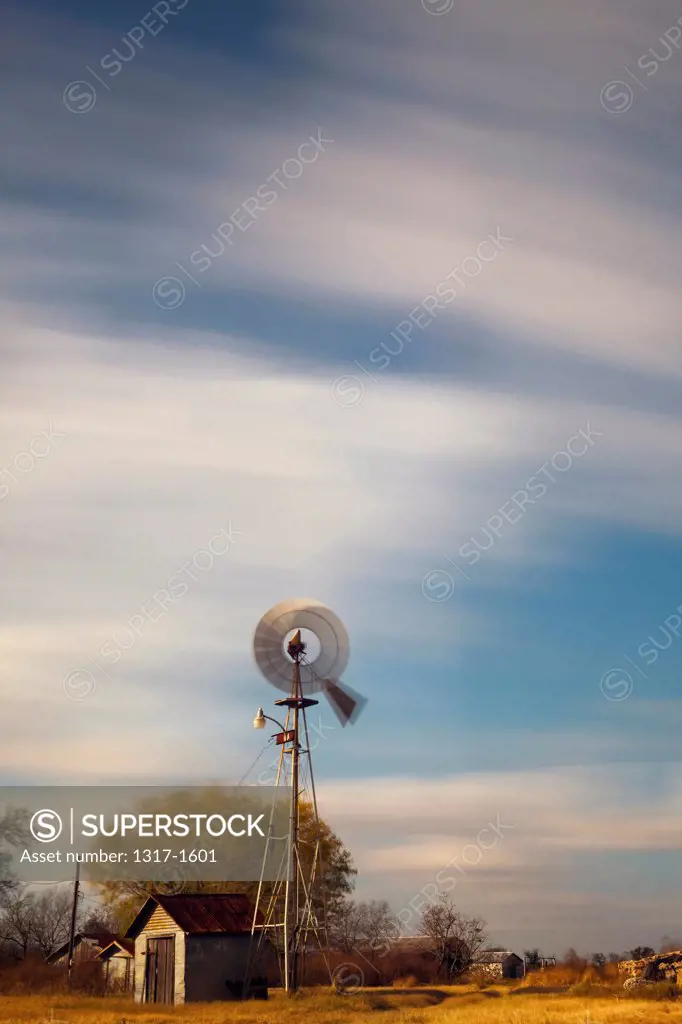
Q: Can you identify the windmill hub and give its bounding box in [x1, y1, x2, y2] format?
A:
[284, 626, 320, 663]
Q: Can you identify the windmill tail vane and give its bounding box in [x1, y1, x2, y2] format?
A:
[316, 677, 367, 726]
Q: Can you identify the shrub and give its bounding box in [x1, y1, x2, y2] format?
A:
[0, 959, 62, 994]
[0, 959, 108, 995]
[467, 973, 492, 989]
[623, 980, 678, 1001]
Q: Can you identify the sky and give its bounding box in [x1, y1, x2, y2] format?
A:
[1, 0, 681, 958]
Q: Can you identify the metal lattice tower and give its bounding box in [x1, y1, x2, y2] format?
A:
[246, 631, 331, 993]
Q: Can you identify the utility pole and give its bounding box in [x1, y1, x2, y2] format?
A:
[66, 862, 80, 986]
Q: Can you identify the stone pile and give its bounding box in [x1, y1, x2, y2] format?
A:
[620, 951, 682, 985]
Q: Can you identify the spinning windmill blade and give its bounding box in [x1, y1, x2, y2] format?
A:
[253, 598, 367, 725]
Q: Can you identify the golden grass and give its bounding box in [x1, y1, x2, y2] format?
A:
[1, 987, 682, 1024]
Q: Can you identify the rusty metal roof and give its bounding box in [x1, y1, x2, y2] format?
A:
[126, 894, 257, 937]
[46, 932, 123, 963]
[81, 931, 119, 948]
[95, 938, 135, 958]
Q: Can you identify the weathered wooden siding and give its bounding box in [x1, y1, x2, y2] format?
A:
[103, 952, 134, 991]
[133, 905, 185, 1004]
[133, 937, 146, 1002]
[145, 904, 181, 935]
[51, 938, 101, 967]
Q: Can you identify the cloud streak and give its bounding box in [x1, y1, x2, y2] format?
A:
[0, 0, 680, 953]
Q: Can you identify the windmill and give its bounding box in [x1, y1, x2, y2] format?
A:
[245, 598, 366, 994]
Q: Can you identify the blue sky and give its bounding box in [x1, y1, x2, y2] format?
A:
[1, 0, 681, 956]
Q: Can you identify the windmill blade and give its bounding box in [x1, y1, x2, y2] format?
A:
[321, 678, 368, 727]
[253, 618, 302, 691]
[252, 598, 367, 724]
[253, 598, 350, 696]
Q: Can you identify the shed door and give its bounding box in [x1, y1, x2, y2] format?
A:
[505, 958, 523, 979]
[145, 937, 175, 1004]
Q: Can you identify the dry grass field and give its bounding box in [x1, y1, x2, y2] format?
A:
[1, 986, 681, 1024]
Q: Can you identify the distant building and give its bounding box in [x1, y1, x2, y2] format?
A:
[125, 893, 270, 1005]
[94, 938, 135, 992]
[392, 936, 434, 954]
[388, 936, 436, 978]
[471, 950, 525, 979]
[45, 931, 120, 967]
[384, 938, 526, 982]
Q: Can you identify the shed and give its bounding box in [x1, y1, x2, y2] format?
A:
[46, 931, 119, 966]
[473, 950, 525, 979]
[125, 893, 264, 1004]
[94, 938, 135, 991]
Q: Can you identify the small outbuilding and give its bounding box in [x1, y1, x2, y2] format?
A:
[46, 931, 119, 967]
[473, 950, 526, 979]
[125, 893, 264, 1005]
[94, 938, 135, 992]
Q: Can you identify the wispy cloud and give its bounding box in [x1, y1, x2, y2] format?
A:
[1, 0, 681, 953]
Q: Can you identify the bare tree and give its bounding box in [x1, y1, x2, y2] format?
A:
[524, 948, 542, 970]
[0, 808, 30, 905]
[0, 887, 73, 960]
[563, 948, 588, 970]
[419, 894, 486, 980]
[591, 953, 606, 970]
[329, 899, 397, 959]
[329, 900, 365, 953]
[31, 889, 73, 958]
[0, 889, 35, 959]
[629, 946, 655, 960]
[361, 901, 396, 960]
[80, 906, 118, 935]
